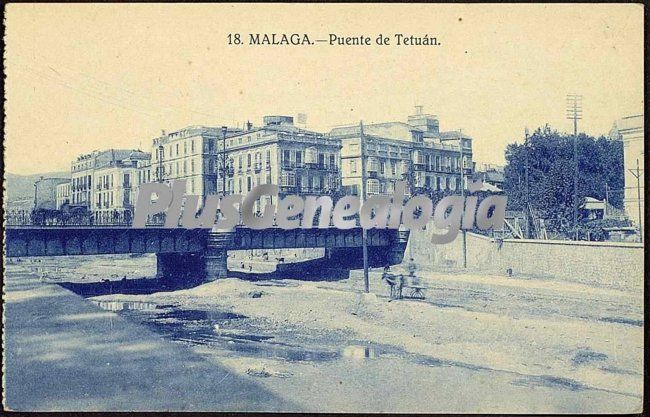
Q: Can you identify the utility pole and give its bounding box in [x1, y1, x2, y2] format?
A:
[524, 127, 531, 238]
[628, 159, 643, 243]
[360, 121, 370, 293]
[566, 94, 583, 240]
[458, 130, 467, 268]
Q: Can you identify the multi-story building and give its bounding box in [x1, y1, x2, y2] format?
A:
[70, 149, 150, 220]
[614, 114, 644, 236]
[149, 125, 242, 197]
[55, 181, 71, 209]
[92, 151, 151, 222]
[329, 108, 473, 196]
[223, 116, 341, 210]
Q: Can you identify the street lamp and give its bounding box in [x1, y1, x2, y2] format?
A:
[221, 126, 228, 195]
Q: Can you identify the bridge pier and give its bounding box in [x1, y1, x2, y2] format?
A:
[204, 248, 228, 281]
[203, 230, 236, 282]
[156, 253, 205, 286]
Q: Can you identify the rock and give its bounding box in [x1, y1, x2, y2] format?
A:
[248, 291, 264, 299]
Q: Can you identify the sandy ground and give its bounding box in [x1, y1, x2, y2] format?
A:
[5, 254, 644, 413]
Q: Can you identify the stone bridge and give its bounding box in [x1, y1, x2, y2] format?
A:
[5, 226, 409, 282]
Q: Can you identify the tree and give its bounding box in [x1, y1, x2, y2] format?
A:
[503, 125, 624, 237]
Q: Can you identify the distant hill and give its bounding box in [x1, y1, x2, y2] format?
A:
[4, 171, 69, 202]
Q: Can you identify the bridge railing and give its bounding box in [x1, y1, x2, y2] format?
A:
[4, 210, 165, 228]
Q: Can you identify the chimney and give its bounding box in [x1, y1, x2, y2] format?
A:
[246, 120, 253, 130]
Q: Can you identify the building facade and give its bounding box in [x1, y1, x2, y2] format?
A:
[55, 181, 71, 209]
[92, 151, 151, 222]
[70, 149, 150, 221]
[329, 108, 473, 196]
[615, 114, 644, 236]
[223, 116, 341, 210]
[149, 125, 242, 197]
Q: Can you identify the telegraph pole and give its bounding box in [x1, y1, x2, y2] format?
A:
[566, 94, 583, 240]
[360, 121, 370, 293]
[524, 127, 531, 238]
[628, 159, 643, 243]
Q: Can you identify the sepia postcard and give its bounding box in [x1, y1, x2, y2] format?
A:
[2, 3, 645, 413]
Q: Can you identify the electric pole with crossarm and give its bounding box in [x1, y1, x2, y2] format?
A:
[566, 94, 583, 240]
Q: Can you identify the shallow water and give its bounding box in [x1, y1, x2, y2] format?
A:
[91, 299, 394, 364]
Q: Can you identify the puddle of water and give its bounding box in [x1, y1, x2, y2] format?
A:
[92, 300, 159, 312]
[92, 299, 344, 363]
[92, 298, 413, 367]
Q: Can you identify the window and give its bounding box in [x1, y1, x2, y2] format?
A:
[296, 151, 302, 165]
[391, 161, 396, 176]
[367, 179, 380, 195]
[247, 154, 252, 167]
[191, 140, 195, 153]
[281, 171, 296, 186]
[350, 160, 357, 173]
[329, 154, 336, 169]
[238, 155, 243, 169]
[191, 159, 195, 173]
[176, 143, 179, 156]
[380, 160, 385, 175]
[247, 176, 252, 191]
[305, 147, 317, 164]
[266, 150, 271, 165]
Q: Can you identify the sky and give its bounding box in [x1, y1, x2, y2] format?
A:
[4, 3, 644, 175]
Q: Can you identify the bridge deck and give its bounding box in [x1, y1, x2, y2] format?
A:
[5, 226, 407, 257]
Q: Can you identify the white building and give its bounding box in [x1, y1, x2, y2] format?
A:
[329, 108, 473, 196]
[70, 149, 150, 221]
[616, 114, 644, 237]
[55, 181, 71, 209]
[224, 116, 341, 210]
[150, 125, 242, 197]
